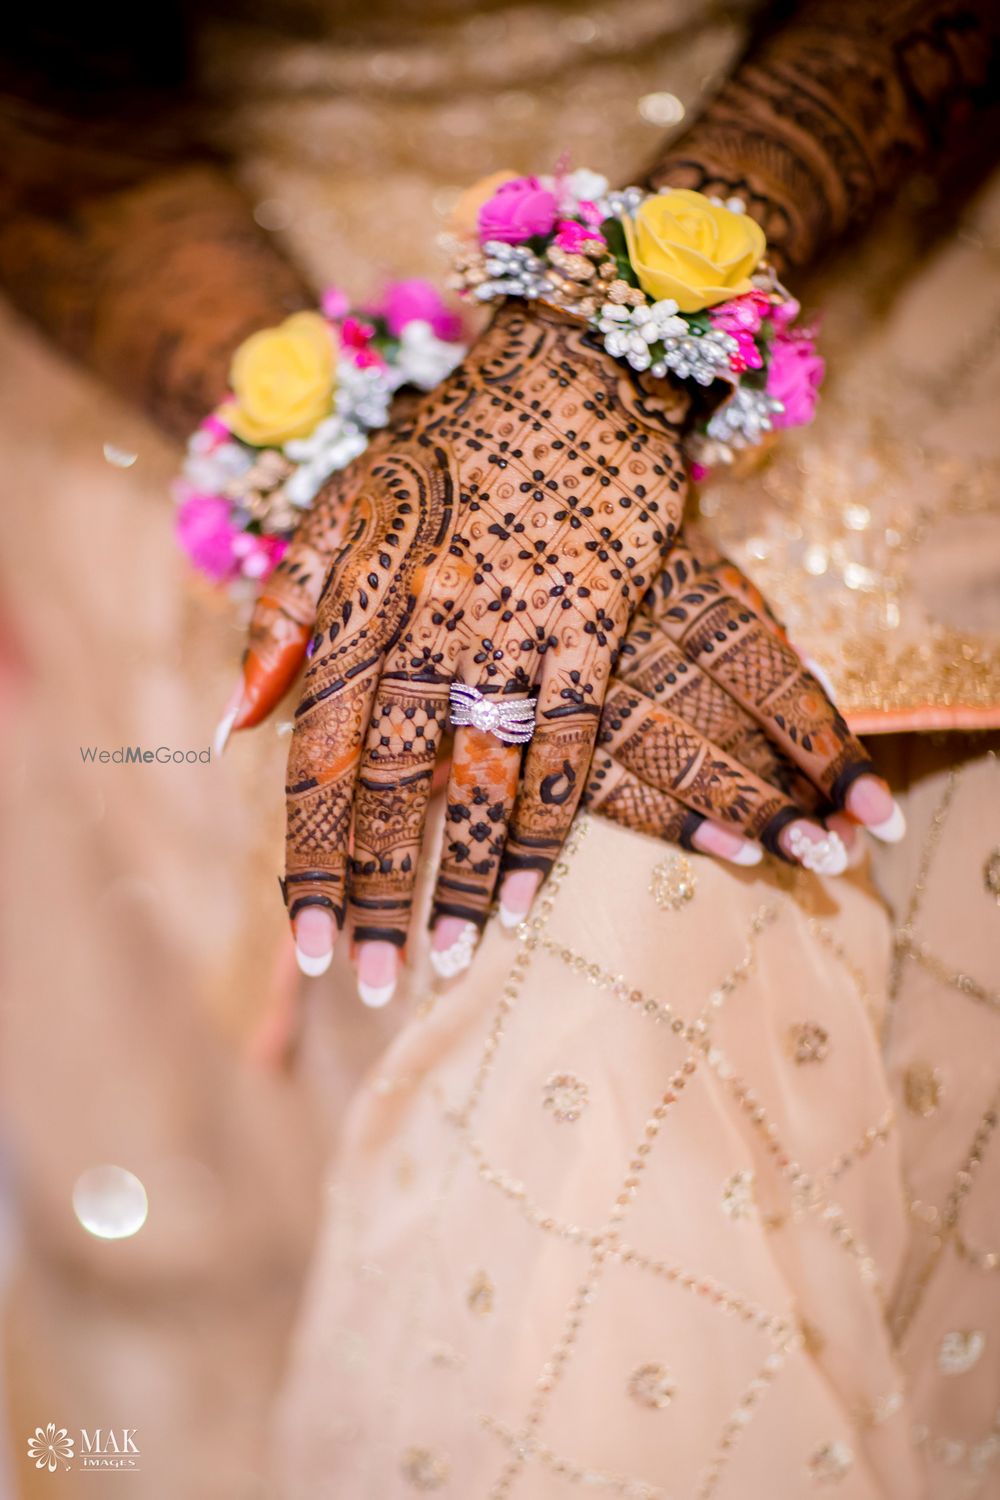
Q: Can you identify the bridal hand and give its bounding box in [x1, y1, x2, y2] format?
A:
[271, 302, 691, 999]
[494, 533, 903, 928]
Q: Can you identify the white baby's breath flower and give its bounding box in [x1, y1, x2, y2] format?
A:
[182, 437, 252, 494]
[390, 321, 466, 391]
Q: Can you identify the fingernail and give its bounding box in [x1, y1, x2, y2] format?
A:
[859, 798, 905, 843]
[429, 920, 478, 979]
[293, 907, 335, 977]
[214, 681, 245, 757]
[729, 842, 764, 866]
[803, 655, 837, 700]
[827, 812, 865, 868]
[845, 775, 897, 830]
[357, 941, 398, 1009]
[295, 946, 332, 978]
[844, 776, 907, 842]
[692, 822, 763, 866]
[783, 821, 848, 876]
[498, 870, 541, 929]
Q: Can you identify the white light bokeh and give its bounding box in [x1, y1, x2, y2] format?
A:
[72, 1165, 148, 1240]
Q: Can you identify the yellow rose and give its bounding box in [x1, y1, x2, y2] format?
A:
[623, 190, 766, 313]
[448, 170, 518, 238]
[223, 311, 336, 447]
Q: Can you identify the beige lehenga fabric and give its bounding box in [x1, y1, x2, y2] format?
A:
[276, 747, 1000, 1499]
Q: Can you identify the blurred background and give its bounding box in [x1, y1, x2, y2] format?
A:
[1, 1, 999, 1496]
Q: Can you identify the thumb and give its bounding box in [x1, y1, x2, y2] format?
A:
[215, 544, 328, 752]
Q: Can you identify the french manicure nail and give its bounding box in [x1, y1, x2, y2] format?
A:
[358, 979, 395, 1009]
[295, 945, 332, 978]
[213, 681, 245, 757]
[866, 802, 906, 844]
[499, 903, 525, 930]
[786, 823, 848, 876]
[214, 707, 237, 757]
[729, 843, 764, 867]
[429, 921, 477, 979]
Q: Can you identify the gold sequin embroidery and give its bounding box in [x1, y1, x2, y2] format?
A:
[984, 848, 1000, 903]
[467, 1270, 495, 1317]
[808, 1441, 853, 1482]
[787, 1022, 830, 1065]
[628, 1362, 676, 1410]
[721, 1169, 756, 1221]
[903, 1063, 943, 1118]
[650, 853, 696, 912]
[938, 1329, 985, 1375]
[401, 1446, 450, 1490]
[542, 1072, 589, 1123]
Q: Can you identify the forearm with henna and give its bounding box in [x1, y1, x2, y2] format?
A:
[0, 109, 311, 439]
[645, 0, 1000, 272]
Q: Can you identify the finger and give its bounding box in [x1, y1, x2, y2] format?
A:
[283, 523, 403, 939]
[347, 677, 450, 950]
[647, 542, 887, 815]
[430, 916, 480, 978]
[283, 648, 381, 942]
[584, 752, 762, 865]
[598, 681, 846, 870]
[293, 906, 336, 976]
[615, 614, 820, 813]
[355, 940, 400, 1009]
[496, 869, 542, 929]
[220, 453, 371, 745]
[428, 717, 522, 936]
[501, 654, 603, 881]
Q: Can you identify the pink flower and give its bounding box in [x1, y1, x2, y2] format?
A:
[232, 531, 288, 581]
[379, 279, 461, 340]
[766, 331, 825, 428]
[554, 219, 607, 253]
[710, 290, 771, 337]
[340, 316, 386, 369]
[320, 285, 351, 320]
[478, 176, 557, 244]
[175, 492, 239, 583]
[576, 199, 605, 229]
[198, 413, 231, 448]
[769, 295, 801, 332]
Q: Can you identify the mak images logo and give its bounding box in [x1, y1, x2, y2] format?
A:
[27, 1427, 74, 1473]
[27, 1425, 140, 1473]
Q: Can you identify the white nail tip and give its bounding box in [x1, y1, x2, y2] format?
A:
[499, 903, 525, 930]
[358, 980, 395, 1009]
[213, 709, 237, 758]
[786, 826, 848, 877]
[295, 945, 332, 977]
[867, 803, 906, 844]
[729, 843, 764, 867]
[429, 923, 478, 979]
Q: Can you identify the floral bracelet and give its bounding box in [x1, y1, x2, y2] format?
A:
[174, 281, 467, 586]
[445, 168, 823, 472]
[175, 172, 822, 589]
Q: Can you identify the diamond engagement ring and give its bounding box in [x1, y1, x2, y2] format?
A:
[448, 683, 537, 745]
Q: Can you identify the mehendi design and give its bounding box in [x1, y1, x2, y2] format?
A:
[646, 0, 1000, 272]
[286, 302, 688, 943]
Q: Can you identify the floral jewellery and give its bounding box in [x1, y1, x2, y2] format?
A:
[445, 168, 824, 470]
[173, 281, 468, 586]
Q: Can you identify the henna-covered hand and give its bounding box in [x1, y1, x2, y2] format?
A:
[583, 531, 901, 867]
[273, 300, 693, 998]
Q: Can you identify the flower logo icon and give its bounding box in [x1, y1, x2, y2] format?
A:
[27, 1424, 74, 1472]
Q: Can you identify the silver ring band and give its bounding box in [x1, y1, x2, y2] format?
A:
[448, 682, 537, 745]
